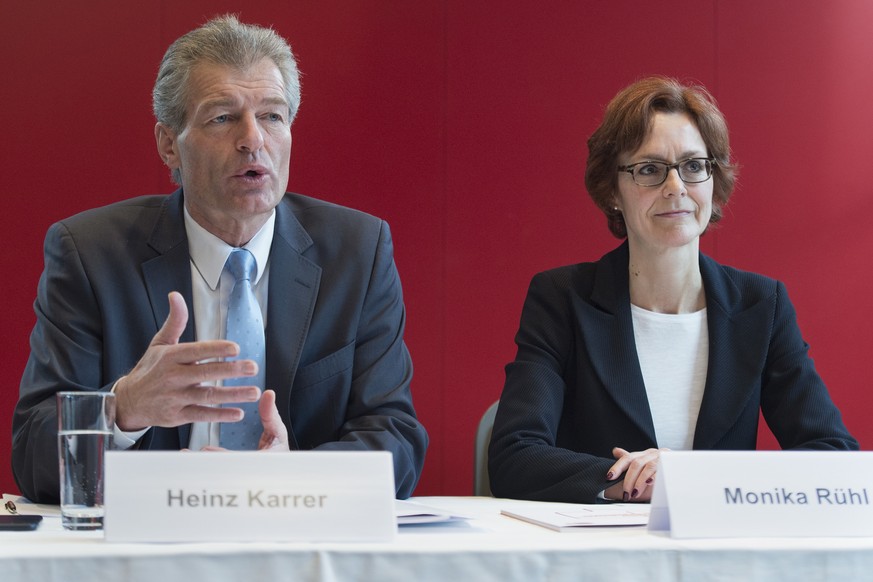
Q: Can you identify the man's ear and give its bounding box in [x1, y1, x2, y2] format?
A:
[155, 122, 181, 170]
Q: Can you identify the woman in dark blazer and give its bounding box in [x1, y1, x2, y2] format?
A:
[488, 77, 858, 504]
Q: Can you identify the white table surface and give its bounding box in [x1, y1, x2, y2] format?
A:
[3, 496, 873, 582]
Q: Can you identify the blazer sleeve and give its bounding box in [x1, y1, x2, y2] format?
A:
[760, 281, 858, 450]
[12, 221, 116, 503]
[489, 270, 620, 503]
[310, 220, 428, 498]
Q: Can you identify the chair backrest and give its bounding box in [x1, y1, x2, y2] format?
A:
[473, 400, 499, 497]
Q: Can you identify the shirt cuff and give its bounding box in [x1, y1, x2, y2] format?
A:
[110, 378, 150, 449]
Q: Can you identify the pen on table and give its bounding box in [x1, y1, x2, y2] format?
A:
[4, 500, 18, 515]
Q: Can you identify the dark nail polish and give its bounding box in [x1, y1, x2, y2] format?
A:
[622, 492, 629, 502]
[646, 477, 653, 484]
[606, 471, 615, 480]
[632, 488, 639, 499]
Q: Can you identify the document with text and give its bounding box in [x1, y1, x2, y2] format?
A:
[395, 500, 472, 525]
[502, 503, 650, 531]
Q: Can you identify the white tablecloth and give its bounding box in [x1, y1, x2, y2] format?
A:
[2, 496, 872, 582]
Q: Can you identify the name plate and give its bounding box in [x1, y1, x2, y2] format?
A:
[104, 450, 396, 543]
[648, 451, 873, 538]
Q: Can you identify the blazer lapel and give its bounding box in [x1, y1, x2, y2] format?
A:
[693, 255, 771, 449]
[141, 190, 196, 448]
[142, 191, 196, 339]
[577, 243, 658, 444]
[265, 199, 321, 447]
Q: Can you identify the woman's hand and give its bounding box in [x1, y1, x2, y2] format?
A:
[604, 446, 669, 502]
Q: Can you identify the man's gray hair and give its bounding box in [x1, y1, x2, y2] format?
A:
[153, 14, 301, 134]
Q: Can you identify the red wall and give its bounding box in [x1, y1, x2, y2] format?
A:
[3, 1, 872, 497]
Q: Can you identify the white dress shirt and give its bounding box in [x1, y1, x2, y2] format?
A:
[114, 206, 275, 450]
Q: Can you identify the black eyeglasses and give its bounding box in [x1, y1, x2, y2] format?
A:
[618, 157, 715, 187]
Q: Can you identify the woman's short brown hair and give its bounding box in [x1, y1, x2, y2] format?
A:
[584, 76, 737, 238]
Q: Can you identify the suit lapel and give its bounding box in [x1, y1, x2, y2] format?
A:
[693, 255, 771, 449]
[265, 199, 321, 446]
[141, 190, 196, 448]
[578, 243, 658, 444]
[142, 192, 195, 341]
[576, 246, 771, 450]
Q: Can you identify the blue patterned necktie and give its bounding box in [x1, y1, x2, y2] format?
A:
[220, 249, 265, 450]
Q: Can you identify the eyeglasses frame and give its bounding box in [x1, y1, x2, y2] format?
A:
[617, 157, 716, 187]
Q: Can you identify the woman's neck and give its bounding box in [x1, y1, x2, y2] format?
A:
[627, 241, 705, 314]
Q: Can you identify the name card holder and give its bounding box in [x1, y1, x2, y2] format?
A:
[104, 450, 396, 543]
[648, 450, 873, 538]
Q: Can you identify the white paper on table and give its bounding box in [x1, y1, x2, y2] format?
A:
[395, 500, 472, 525]
[502, 503, 649, 531]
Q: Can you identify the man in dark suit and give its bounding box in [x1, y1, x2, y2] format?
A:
[12, 15, 428, 502]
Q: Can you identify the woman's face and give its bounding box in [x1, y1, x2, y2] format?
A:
[614, 112, 713, 253]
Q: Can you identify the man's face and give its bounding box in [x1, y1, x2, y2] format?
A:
[156, 58, 292, 245]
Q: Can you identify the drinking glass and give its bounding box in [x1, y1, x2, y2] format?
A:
[57, 391, 115, 530]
